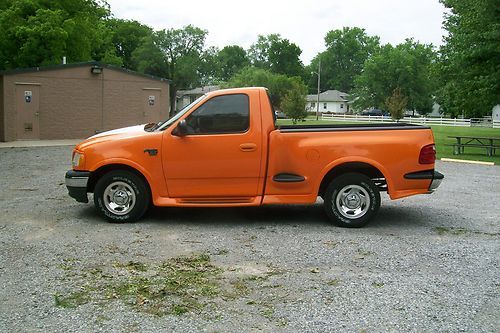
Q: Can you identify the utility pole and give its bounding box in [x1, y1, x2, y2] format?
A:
[316, 59, 321, 120]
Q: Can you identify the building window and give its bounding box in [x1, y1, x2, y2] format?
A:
[323, 103, 327, 109]
[340, 103, 344, 109]
[185, 94, 249, 134]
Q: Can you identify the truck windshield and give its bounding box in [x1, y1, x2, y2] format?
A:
[157, 95, 206, 131]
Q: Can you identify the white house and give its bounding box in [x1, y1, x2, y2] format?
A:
[429, 102, 443, 117]
[306, 90, 349, 114]
[176, 85, 219, 111]
[493, 105, 500, 121]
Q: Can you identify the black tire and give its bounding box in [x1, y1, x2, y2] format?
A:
[93, 170, 150, 223]
[323, 173, 380, 228]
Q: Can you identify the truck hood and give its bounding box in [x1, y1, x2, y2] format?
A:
[76, 124, 151, 150]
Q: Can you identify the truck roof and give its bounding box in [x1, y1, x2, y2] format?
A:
[204, 87, 267, 97]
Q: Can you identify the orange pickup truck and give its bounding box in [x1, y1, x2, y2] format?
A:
[65, 87, 443, 227]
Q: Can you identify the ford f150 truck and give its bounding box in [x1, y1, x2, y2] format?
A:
[65, 87, 443, 227]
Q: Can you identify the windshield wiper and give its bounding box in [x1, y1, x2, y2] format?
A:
[144, 122, 163, 132]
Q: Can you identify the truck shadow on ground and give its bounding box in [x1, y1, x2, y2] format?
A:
[76, 202, 439, 230]
[145, 204, 331, 227]
[142, 204, 436, 230]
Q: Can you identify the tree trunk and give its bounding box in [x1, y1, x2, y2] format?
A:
[169, 85, 177, 117]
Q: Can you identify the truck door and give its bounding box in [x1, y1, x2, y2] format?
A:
[162, 92, 262, 199]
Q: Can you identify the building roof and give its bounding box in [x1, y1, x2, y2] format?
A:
[177, 85, 220, 97]
[307, 90, 348, 102]
[0, 61, 172, 83]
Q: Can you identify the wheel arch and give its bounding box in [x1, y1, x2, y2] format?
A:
[318, 160, 388, 198]
[88, 164, 152, 200]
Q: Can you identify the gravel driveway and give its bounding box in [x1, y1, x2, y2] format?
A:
[0, 146, 499, 332]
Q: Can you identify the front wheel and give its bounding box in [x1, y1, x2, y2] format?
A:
[94, 170, 150, 223]
[324, 173, 380, 228]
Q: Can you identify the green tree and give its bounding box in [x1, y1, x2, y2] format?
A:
[0, 0, 115, 69]
[385, 87, 408, 121]
[144, 25, 208, 111]
[248, 34, 276, 68]
[352, 40, 436, 115]
[281, 87, 307, 123]
[306, 27, 380, 93]
[199, 46, 220, 86]
[216, 45, 249, 81]
[224, 67, 306, 110]
[175, 53, 203, 89]
[436, 0, 499, 118]
[131, 35, 169, 78]
[248, 34, 304, 77]
[156, 24, 206, 78]
[106, 19, 152, 70]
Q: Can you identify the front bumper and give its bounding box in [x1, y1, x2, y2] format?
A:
[65, 170, 90, 203]
[404, 170, 444, 193]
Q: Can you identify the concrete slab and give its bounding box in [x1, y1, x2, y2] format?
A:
[441, 157, 495, 166]
[0, 139, 82, 149]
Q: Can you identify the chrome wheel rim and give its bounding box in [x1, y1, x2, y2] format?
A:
[335, 185, 370, 219]
[103, 181, 136, 215]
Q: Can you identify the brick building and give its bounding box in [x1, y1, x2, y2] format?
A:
[0, 62, 170, 141]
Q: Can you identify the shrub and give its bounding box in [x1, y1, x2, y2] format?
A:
[281, 87, 307, 124]
[385, 87, 408, 121]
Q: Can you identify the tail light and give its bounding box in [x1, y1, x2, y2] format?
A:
[419, 144, 436, 164]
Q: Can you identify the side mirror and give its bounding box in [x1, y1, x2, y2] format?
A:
[172, 119, 187, 137]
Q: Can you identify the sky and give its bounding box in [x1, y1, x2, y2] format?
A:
[106, 0, 447, 65]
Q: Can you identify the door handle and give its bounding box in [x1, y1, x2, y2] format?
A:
[239, 143, 257, 152]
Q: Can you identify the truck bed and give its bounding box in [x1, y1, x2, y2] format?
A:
[278, 123, 430, 132]
[267, 122, 436, 202]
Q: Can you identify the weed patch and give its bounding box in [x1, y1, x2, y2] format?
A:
[434, 226, 467, 235]
[54, 291, 90, 308]
[372, 281, 384, 288]
[56, 254, 291, 325]
[433, 226, 499, 236]
[357, 248, 375, 257]
[55, 254, 222, 316]
[327, 278, 341, 286]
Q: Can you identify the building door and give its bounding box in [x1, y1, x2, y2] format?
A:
[16, 85, 40, 140]
[143, 89, 161, 124]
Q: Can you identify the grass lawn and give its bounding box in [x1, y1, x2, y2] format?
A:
[430, 126, 499, 164]
[277, 117, 500, 164]
[277, 116, 331, 126]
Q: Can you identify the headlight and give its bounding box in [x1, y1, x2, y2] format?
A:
[72, 152, 84, 168]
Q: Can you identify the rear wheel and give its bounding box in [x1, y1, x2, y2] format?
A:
[94, 170, 150, 223]
[324, 173, 380, 228]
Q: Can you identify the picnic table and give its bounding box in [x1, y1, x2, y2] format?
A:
[447, 136, 500, 156]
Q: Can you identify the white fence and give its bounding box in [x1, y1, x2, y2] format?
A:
[320, 114, 500, 128]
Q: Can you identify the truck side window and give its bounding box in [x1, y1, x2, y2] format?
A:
[185, 94, 249, 134]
